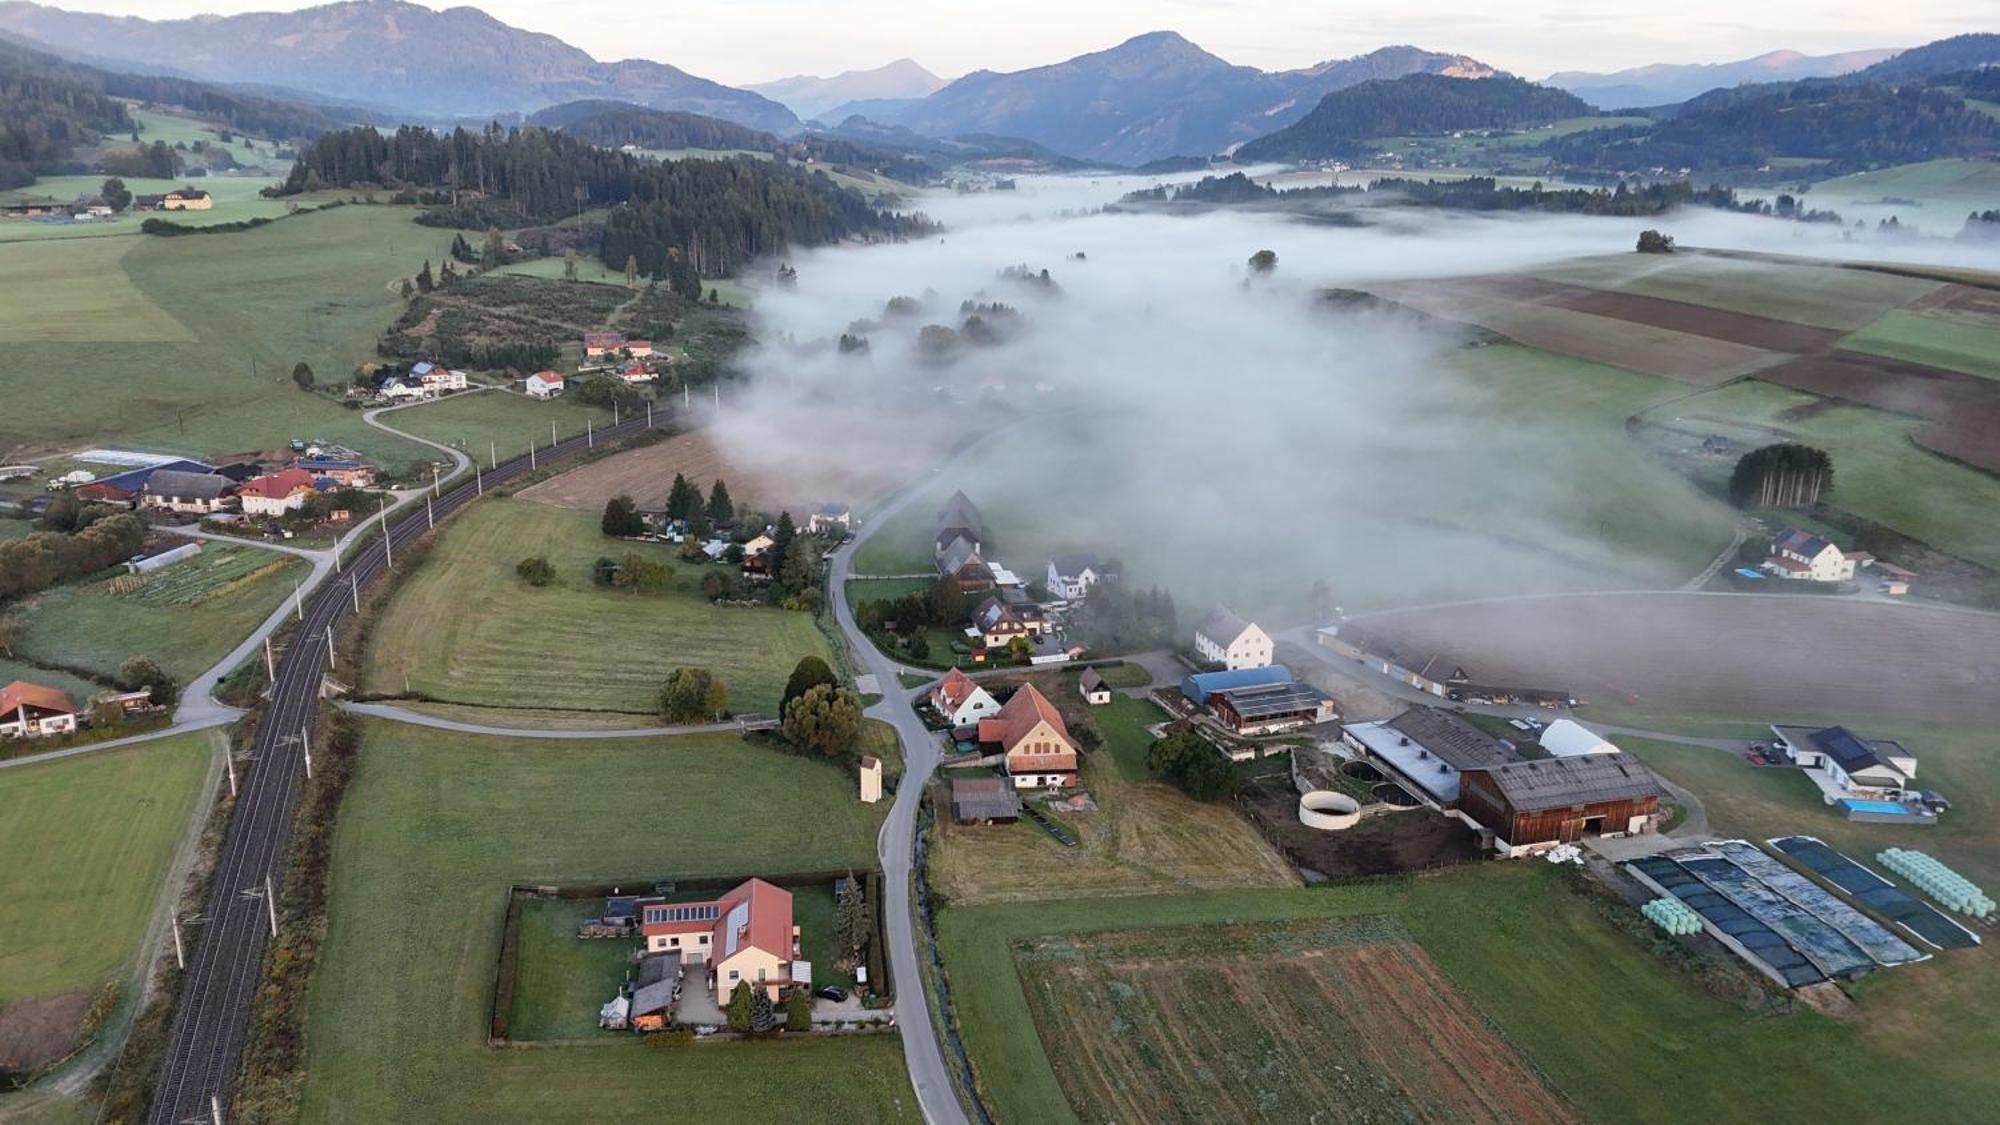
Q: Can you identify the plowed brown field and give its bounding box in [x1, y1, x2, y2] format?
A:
[518, 404, 966, 517]
[1016, 919, 1576, 1125]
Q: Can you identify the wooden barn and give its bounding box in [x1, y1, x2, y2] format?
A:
[1458, 754, 1663, 858]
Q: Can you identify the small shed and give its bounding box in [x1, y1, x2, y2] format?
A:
[951, 777, 1021, 824]
[859, 755, 884, 804]
[1079, 668, 1111, 705]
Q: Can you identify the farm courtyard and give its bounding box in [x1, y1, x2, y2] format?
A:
[362, 498, 832, 716]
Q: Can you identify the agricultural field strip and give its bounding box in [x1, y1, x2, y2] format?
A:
[1012, 917, 1576, 1125]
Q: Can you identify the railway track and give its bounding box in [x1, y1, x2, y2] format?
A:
[145, 414, 651, 1125]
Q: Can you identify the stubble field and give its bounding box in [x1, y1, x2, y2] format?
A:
[1016, 918, 1576, 1125]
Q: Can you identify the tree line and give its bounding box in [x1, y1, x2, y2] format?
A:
[0, 503, 146, 602]
[272, 123, 929, 279]
[1238, 74, 1594, 163]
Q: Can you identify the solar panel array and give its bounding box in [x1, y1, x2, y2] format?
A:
[642, 903, 720, 925]
[1770, 836, 1981, 950]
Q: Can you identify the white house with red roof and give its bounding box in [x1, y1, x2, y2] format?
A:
[238, 467, 318, 517]
[980, 684, 1079, 789]
[1763, 527, 1858, 583]
[929, 668, 1000, 728]
[639, 878, 802, 1002]
[525, 371, 565, 399]
[0, 680, 81, 739]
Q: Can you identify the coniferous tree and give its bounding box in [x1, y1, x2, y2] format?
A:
[664, 473, 700, 521]
[705, 480, 734, 526]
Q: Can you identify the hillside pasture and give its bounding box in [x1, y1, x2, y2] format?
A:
[296, 719, 908, 1121]
[363, 498, 831, 715]
[1842, 308, 2000, 381]
[0, 176, 289, 244]
[1527, 252, 1939, 331]
[1749, 349, 2000, 473]
[13, 544, 308, 684]
[0, 732, 215, 1073]
[1804, 159, 2000, 224]
[0, 203, 455, 465]
[1016, 918, 1576, 1125]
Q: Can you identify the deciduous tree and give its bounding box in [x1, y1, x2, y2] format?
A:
[780, 684, 862, 756]
[780, 656, 838, 717]
[659, 667, 727, 721]
[515, 556, 555, 586]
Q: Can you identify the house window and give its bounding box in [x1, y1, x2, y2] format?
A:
[669, 937, 680, 948]
[757, 967, 767, 981]
[728, 970, 739, 981]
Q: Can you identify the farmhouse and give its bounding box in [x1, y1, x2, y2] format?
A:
[1315, 622, 1470, 697]
[1046, 553, 1105, 600]
[410, 361, 468, 393]
[930, 668, 1000, 728]
[1762, 527, 1858, 583]
[626, 340, 654, 358]
[1079, 668, 1111, 705]
[525, 371, 565, 399]
[74, 459, 215, 507]
[1194, 607, 1273, 670]
[1771, 724, 1917, 797]
[295, 459, 373, 488]
[0, 681, 82, 739]
[970, 596, 1046, 649]
[937, 536, 995, 592]
[639, 878, 802, 1002]
[141, 469, 236, 515]
[161, 188, 212, 210]
[1342, 705, 1520, 807]
[979, 685, 1079, 789]
[951, 776, 1022, 824]
[808, 503, 852, 536]
[935, 490, 987, 556]
[1458, 755, 1663, 857]
[615, 361, 657, 383]
[583, 331, 626, 357]
[238, 467, 317, 516]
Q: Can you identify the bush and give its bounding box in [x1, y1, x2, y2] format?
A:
[786, 987, 813, 1032]
[515, 556, 555, 586]
[660, 667, 728, 722]
[1147, 726, 1233, 801]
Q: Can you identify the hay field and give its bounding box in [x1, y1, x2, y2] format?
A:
[520, 405, 965, 518]
[1527, 253, 1939, 330]
[1017, 918, 1576, 1125]
[363, 498, 831, 715]
[295, 719, 909, 1121]
[1843, 309, 2000, 381]
[0, 732, 216, 1072]
[1355, 591, 2000, 723]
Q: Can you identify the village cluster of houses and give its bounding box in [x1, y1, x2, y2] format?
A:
[931, 492, 1095, 666]
[0, 187, 211, 223]
[1342, 707, 1666, 857]
[0, 679, 157, 742]
[365, 361, 469, 403]
[1756, 526, 1915, 594]
[527, 332, 669, 400]
[69, 452, 375, 522]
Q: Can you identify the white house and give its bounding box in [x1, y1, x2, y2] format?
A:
[809, 503, 852, 536]
[0, 681, 81, 739]
[1194, 606, 1273, 670]
[1771, 724, 1917, 797]
[525, 371, 565, 399]
[929, 668, 1001, 728]
[379, 378, 429, 401]
[237, 467, 318, 517]
[411, 362, 467, 393]
[1046, 553, 1104, 600]
[1763, 528, 1857, 583]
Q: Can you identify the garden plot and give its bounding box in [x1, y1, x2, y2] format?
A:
[1013, 916, 1577, 1125]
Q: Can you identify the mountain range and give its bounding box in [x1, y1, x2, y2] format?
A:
[824, 32, 1496, 164]
[1546, 47, 1904, 109]
[0, 0, 799, 131]
[746, 59, 944, 122]
[1237, 74, 1592, 162]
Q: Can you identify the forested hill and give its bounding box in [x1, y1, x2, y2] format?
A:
[276, 124, 927, 278]
[0, 37, 132, 186]
[527, 100, 779, 152]
[1238, 74, 1592, 161]
[1541, 79, 1998, 174]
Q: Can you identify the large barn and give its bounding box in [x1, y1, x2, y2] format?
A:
[1458, 755, 1664, 857]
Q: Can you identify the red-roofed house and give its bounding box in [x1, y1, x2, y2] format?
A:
[626, 339, 654, 358]
[929, 668, 1000, 727]
[0, 681, 81, 739]
[238, 467, 318, 516]
[582, 331, 625, 357]
[978, 684, 1079, 789]
[639, 878, 801, 1001]
[525, 371, 565, 399]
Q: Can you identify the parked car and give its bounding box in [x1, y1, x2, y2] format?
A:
[815, 986, 849, 1003]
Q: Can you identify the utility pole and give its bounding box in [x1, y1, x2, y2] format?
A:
[426, 496, 434, 530]
[683, 385, 689, 411]
[332, 546, 340, 574]
[350, 573, 360, 613]
[432, 464, 441, 496]
[587, 419, 594, 448]
[263, 637, 275, 681]
[212, 1095, 223, 1125]
[301, 724, 313, 780]
[476, 466, 483, 496]
[646, 401, 653, 428]
[489, 441, 497, 470]
[380, 497, 393, 568]
[713, 384, 719, 412]
[551, 420, 557, 449]
[292, 580, 303, 621]
[224, 746, 237, 797]
[172, 914, 185, 969]
[613, 402, 620, 426]
[324, 624, 335, 668]
[264, 875, 278, 937]
[529, 444, 536, 471]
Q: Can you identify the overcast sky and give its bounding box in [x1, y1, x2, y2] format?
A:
[50, 0, 1992, 84]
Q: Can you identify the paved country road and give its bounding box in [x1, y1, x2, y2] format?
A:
[141, 409, 651, 1125]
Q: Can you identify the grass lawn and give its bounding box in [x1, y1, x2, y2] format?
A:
[860, 343, 1738, 620]
[372, 389, 612, 463]
[940, 854, 1998, 1125]
[297, 719, 910, 1121]
[365, 498, 832, 715]
[0, 203, 455, 465]
[493, 258, 754, 308]
[13, 545, 308, 684]
[1089, 692, 1167, 781]
[1087, 662, 1153, 690]
[1647, 379, 2000, 570]
[504, 897, 635, 1041]
[1843, 309, 2000, 380]
[0, 731, 215, 1005]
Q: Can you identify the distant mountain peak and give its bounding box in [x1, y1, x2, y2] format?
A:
[1545, 45, 1904, 108]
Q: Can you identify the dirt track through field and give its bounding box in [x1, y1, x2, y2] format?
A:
[1355, 592, 2000, 723]
[1017, 922, 1575, 1124]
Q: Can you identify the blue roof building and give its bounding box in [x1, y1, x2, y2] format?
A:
[1182, 664, 1294, 706]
